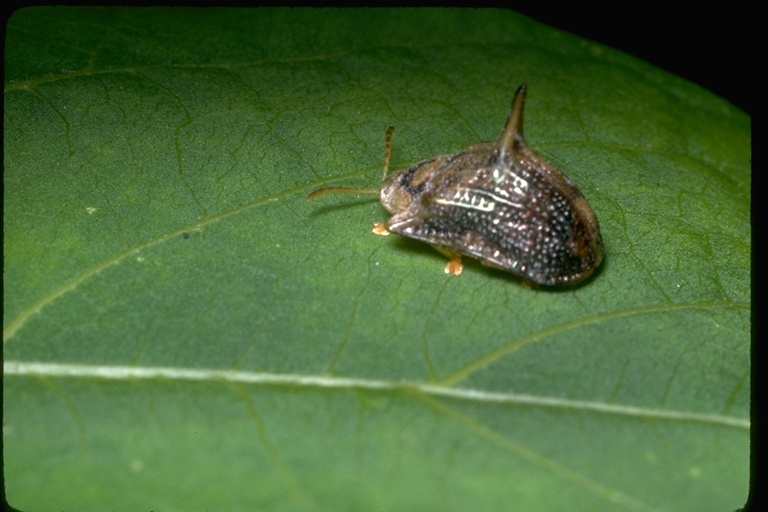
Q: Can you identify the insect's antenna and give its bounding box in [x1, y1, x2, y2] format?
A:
[307, 186, 378, 201]
[382, 125, 395, 181]
[498, 84, 526, 162]
[307, 125, 396, 201]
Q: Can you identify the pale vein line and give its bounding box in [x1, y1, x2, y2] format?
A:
[4, 361, 749, 430]
[324, 247, 378, 375]
[414, 393, 659, 512]
[439, 300, 750, 386]
[3, 144, 388, 345]
[2, 177, 336, 344]
[226, 382, 304, 500]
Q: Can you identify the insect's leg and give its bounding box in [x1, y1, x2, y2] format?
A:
[372, 222, 390, 236]
[431, 246, 463, 276]
[444, 254, 463, 276]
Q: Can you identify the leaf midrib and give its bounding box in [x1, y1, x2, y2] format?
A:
[3, 360, 749, 430]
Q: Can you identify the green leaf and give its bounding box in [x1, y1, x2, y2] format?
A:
[4, 7, 750, 512]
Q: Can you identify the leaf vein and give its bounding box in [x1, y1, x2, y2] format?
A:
[4, 361, 749, 430]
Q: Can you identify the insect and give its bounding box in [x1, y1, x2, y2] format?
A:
[308, 85, 603, 286]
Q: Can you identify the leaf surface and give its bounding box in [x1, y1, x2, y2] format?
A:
[4, 7, 750, 512]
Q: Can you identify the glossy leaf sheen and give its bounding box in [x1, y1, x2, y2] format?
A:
[4, 7, 750, 512]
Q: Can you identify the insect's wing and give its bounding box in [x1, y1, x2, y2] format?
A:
[387, 147, 602, 285]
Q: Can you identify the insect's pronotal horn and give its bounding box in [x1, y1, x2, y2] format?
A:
[498, 84, 527, 161]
